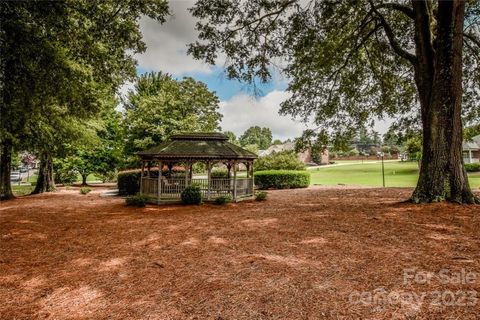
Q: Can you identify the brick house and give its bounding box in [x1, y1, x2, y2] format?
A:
[259, 142, 329, 165]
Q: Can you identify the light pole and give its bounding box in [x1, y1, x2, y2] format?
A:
[380, 152, 385, 187]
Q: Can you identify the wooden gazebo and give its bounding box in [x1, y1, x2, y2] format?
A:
[137, 133, 257, 204]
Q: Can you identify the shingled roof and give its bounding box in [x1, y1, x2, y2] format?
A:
[137, 133, 258, 160]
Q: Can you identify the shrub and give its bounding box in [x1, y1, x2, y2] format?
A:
[255, 191, 268, 201]
[117, 171, 141, 195]
[255, 151, 306, 171]
[181, 185, 202, 205]
[125, 193, 151, 207]
[214, 195, 232, 205]
[80, 187, 91, 195]
[211, 168, 228, 178]
[465, 163, 480, 172]
[254, 170, 310, 189]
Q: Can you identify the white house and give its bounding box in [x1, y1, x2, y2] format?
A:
[463, 134, 480, 164]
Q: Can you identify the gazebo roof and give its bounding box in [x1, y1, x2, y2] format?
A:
[137, 133, 258, 160]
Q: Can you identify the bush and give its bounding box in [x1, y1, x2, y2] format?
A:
[254, 170, 310, 189]
[80, 187, 91, 195]
[211, 168, 228, 178]
[125, 193, 151, 207]
[255, 151, 306, 171]
[117, 171, 141, 195]
[214, 195, 232, 205]
[181, 185, 202, 205]
[465, 163, 480, 172]
[255, 191, 268, 201]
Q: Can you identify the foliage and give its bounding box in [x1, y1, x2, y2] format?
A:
[79, 187, 91, 195]
[125, 193, 152, 207]
[117, 171, 141, 196]
[53, 158, 78, 185]
[239, 126, 272, 149]
[254, 170, 310, 189]
[255, 191, 268, 201]
[255, 151, 306, 171]
[181, 185, 202, 205]
[223, 131, 239, 145]
[123, 72, 222, 157]
[465, 163, 480, 173]
[214, 195, 232, 205]
[405, 136, 423, 161]
[188, 0, 479, 143]
[211, 169, 229, 178]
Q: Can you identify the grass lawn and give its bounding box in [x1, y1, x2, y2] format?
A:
[11, 185, 34, 196]
[309, 161, 480, 189]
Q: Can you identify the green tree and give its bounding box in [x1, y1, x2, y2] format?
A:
[124, 72, 222, 161]
[0, 0, 169, 199]
[223, 131, 238, 145]
[255, 151, 305, 171]
[189, 0, 480, 203]
[239, 126, 272, 149]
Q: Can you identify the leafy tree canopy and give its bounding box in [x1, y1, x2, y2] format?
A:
[124, 72, 222, 158]
[239, 126, 273, 149]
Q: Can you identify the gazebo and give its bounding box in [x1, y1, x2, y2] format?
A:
[137, 133, 257, 203]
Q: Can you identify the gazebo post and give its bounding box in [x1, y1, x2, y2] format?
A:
[250, 160, 255, 197]
[157, 160, 162, 204]
[233, 161, 237, 201]
[185, 161, 190, 187]
[207, 161, 212, 200]
[140, 161, 145, 193]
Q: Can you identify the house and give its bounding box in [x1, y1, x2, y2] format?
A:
[463, 134, 480, 164]
[259, 142, 329, 165]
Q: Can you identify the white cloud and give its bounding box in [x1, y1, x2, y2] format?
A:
[220, 90, 310, 141]
[136, 1, 212, 75]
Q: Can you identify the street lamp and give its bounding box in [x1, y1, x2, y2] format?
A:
[379, 152, 385, 187]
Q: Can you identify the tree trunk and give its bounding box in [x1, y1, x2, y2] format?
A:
[0, 139, 14, 200]
[412, 0, 478, 204]
[81, 174, 88, 186]
[32, 152, 56, 194]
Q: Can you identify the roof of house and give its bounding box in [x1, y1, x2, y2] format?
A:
[463, 134, 480, 151]
[137, 133, 258, 160]
[258, 142, 295, 156]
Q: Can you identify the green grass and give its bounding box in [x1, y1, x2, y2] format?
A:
[309, 161, 480, 189]
[12, 185, 34, 196]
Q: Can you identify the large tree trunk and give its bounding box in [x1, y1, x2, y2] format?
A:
[81, 174, 88, 186]
[32, 152, 56, 194]
[0, 139, 14, 200]
[412, 0, 478, 204]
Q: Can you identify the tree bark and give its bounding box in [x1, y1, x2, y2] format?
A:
[81, 174, 88, 186]
[0, 139, 14, 200]
[412, 0, 478, 204]
[32, 152, 56, 194]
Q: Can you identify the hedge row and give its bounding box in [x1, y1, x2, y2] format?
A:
[254, 170, 310, 189]
[465, 163, 480, 172]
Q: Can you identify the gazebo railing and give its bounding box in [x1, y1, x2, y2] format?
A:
[140, 176, 253, 201]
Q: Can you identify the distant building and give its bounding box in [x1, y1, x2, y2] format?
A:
[463, 135, 480, 164]
[259, 142, 329, 165]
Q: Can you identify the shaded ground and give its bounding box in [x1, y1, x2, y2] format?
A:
[1, 186, 479, 319]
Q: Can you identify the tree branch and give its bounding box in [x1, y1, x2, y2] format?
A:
[375, 3, 414, 20]
[228, 0, 296, 34]
[464, 32, 480, 48]
[369, 0, 417, 64]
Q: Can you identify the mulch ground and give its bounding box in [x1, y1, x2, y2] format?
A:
[1, 186, 479, 320]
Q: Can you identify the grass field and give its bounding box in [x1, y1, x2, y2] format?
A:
[309, 160, 480, 189]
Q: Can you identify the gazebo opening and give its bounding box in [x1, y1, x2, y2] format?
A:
[137, 133, 257, 203]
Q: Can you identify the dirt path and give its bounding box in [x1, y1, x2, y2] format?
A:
[1, 187, 479, 319]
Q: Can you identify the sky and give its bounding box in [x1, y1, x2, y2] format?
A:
[125, 0, 391, 141]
